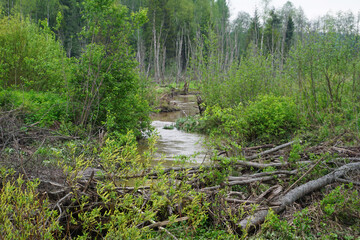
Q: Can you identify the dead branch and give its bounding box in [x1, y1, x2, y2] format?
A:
[225, 198, 259, 204]
[238, 161, 360, 230]
[244, 144, 275, 151]
[144, 216, 189, 229]
[283, 155, 326, 194]
[233, 159, 288, 169]
[245, 141, 294, 161]
[336, 178, 360, 186]
[228, 170, 297, 181]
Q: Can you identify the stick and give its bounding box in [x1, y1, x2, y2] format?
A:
[245, 141, 295, 160]
[283, 156, 325, 195]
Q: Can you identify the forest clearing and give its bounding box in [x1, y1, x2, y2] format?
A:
[0, 0, 360, 239]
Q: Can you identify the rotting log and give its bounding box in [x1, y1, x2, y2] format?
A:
[238, 161, 360, 230]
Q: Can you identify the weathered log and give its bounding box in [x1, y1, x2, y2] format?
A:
[228, 170, 297, 181]
[238, 162, 360, 230]
[202, 175, 285, 191]
[244, 144, 275, 151]
[233, 160, 288, 169]
[245, 141, 295, 160]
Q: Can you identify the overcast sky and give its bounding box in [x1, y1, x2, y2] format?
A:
[228, 0, 360, 20]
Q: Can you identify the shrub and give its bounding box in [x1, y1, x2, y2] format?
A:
[0, 16, 70, 92]
[0, 168, 62, 239]
[0, 90, 70, 127]
[197, 95, 302, 144]
[244, 95, 301, 142]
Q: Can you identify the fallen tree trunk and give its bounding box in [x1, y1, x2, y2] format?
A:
[238, 162, 360, 229]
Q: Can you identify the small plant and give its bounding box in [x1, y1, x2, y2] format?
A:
[321, 184, 360, 227]
[261, 208, 295, 239]
[0, 168, 62, 239]
[163, 124, 175, 130]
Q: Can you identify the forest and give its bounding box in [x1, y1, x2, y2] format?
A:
[0, 0, 360, 239]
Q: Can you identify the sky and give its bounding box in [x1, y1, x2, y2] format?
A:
[228, 0, 360, 21]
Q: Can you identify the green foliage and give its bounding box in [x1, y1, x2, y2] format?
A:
[0, 90, 70, 127]
[73, 0, 151, 136]
[261, 208, 314, 239]
[0, 168, 62, 239]
[261, 208, 295, 239]
[201, 49, 274, 108]
[245, 95, 301, 142]
[321, 184, 360, 227]
[198, 95, 301, 144]
[288, 140, 304, 163]
[0, 16, 70, 91]
[176, 115, 206, 133]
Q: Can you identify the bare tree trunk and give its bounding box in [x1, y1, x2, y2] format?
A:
[152, 14, 158, 82]
[176, 28, 184, 85]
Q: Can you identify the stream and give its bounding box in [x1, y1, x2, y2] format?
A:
[141, 95, 209, 167]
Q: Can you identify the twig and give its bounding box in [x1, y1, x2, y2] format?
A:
[82, 170, 94, 193]
[233, 159, 288, 169]
[132, 205, 178, 239]
[336, 178, 360, 186]
[283, 155, 325, 195]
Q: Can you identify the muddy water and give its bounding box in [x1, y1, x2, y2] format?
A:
[144, 95, 209, 167]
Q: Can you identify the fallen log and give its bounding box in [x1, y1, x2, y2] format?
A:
[228, 170, 297, 181]
[233, 160, 288, 169]
[238, 161, 360, 230]
[245, 141, 294, 161]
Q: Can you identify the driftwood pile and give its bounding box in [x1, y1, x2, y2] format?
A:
[26, 140, 360, 238]
[1, 110, 359, 238]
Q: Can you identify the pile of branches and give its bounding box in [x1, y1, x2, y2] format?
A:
[27, 139, 360, 238]
[0, 109, 75, 181]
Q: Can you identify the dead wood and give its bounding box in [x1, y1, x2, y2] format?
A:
[228, 170, 297, 181]
[233, 159, 288, 169]
[244, 144, 275, 151]
[144, 216, 189, 229]
[336, 178, 360, 186]
[225, 198, 259, 204]
[238, 161, 360, 230]
[283, 155, 326, 194]
[331, 146, 360, 156]
[202, 175, 285, 191]
[256, 185, 283, 202]
[245, 141, 294, 161]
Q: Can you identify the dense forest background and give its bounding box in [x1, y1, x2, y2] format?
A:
[2, 0, 360, 135]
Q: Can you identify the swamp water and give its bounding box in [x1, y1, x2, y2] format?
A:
[140, 95, 210, 167]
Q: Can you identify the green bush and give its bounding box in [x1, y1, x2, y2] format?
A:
[198, 95, 302, 144]
[321, 184, 360, 227]
[0, 169, 62, 239]
[245, 95, 301, 142]
[0, 90, 70, 127]
[0, 16, 70, 92]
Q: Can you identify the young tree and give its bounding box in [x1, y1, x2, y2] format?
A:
[74, 0, 150, 135]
